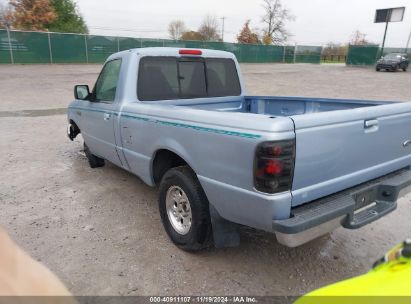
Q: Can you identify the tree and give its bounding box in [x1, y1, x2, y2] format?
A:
[262, 34, 272, 45]
[350, 30, 369, 45]
[9, 0, 57, 31]
[198, 15, 221, 41]
[261, 0, 294, 45]
[322, 42, 348, 56]
[237, 20, 260, 44]
[0, 3, 13, 28]
[48, 0, 88, 33]
[168, 20, 186, 40]
[181, 30, 204, 41]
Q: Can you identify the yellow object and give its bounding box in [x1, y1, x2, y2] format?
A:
[295, 240, 411, 304]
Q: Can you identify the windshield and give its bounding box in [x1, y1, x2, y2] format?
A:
[383, 54, 402, 60]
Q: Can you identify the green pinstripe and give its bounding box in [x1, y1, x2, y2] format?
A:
[69, 106, 261, 139]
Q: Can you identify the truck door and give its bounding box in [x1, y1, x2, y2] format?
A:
[80, 58, 122, 167]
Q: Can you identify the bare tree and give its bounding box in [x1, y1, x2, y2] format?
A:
[261, 0, 294, 45]
[350, 30, 370, 45]
[198, 15, 221, 41]
[168, 20, 186, 40]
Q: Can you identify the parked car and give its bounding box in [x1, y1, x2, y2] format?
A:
[376, 53, 409, 72]
[67, 48, 411, 251]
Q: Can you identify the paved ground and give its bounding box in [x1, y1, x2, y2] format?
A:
[0, 63, 410, 296]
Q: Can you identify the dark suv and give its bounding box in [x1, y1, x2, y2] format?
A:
[376, 53, 409, 72]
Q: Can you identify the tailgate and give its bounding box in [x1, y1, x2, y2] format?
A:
[291, 102, 411, 206]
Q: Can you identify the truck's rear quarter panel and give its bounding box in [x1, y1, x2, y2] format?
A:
[118, 103, 296, 230]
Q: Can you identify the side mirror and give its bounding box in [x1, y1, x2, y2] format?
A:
[74, 85, 90, 100]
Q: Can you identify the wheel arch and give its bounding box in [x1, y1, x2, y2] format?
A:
[151, 148, 196, 186]
[68, 119, 81, 140]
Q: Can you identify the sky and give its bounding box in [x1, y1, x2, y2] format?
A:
[2, 0, 411, 47]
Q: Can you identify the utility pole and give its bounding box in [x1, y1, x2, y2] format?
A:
[405, 29, 411, 54]
[220, 17, 225, 42]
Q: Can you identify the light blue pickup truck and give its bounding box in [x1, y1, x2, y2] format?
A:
[67, 48, 411, 251]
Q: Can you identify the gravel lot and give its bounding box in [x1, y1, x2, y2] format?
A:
[0, 63, 410, 296]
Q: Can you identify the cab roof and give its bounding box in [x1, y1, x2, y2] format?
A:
[107, 47, 236, 61]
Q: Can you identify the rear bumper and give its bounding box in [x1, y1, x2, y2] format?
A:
[273, 168, 411, 247]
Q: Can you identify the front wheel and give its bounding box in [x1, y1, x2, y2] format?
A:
[159, 166, 213, 251]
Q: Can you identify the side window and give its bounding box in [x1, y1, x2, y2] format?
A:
[94, 59, 122, 102]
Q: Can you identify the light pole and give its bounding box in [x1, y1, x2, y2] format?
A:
[405, 29, 411, 54]
[380, 18, 389, 57]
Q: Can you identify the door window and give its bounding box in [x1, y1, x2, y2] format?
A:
[94, 59, 122, 102]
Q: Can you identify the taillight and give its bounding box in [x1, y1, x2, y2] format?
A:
[179, 49, 202, 55]
[254, 140, 295, 194]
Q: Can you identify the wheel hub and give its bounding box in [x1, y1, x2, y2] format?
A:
[166, 186, 192, 235]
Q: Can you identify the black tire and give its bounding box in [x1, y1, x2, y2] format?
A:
[376, 67, 380, 72]
[159, 166, 213, 251]
[83, 142, 105, 168]
[403, 67, 407, 72]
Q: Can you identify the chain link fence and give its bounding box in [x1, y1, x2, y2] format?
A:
[0, 29, 324, 64]
[346, 44, 411, 66]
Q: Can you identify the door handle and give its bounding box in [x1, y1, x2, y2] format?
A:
[103, 113, 111, 121]
[364, 119, 378, 128]
[364, 119, 379, 133]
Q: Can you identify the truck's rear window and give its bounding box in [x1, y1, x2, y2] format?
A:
[137, 57, 241, 101]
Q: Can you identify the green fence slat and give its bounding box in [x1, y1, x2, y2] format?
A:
[0, 29, 330, 65]
[141, 38, 163, 47]
[50, 33, 87, 63]
[346, 44, 379, 66]
[284, 46, 295, 63]
[119, 37, 141, 51]
[0, 30, 12, 63]
[87, 35, 117, 63]
[9, 31, 50, 63]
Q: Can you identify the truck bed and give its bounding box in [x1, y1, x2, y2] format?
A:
[176, 96, 411, 207]
[175, 95, 388, 117]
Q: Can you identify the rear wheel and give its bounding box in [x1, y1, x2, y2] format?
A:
[159, 166, 213, 251]
[84, 142, 105, 168]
